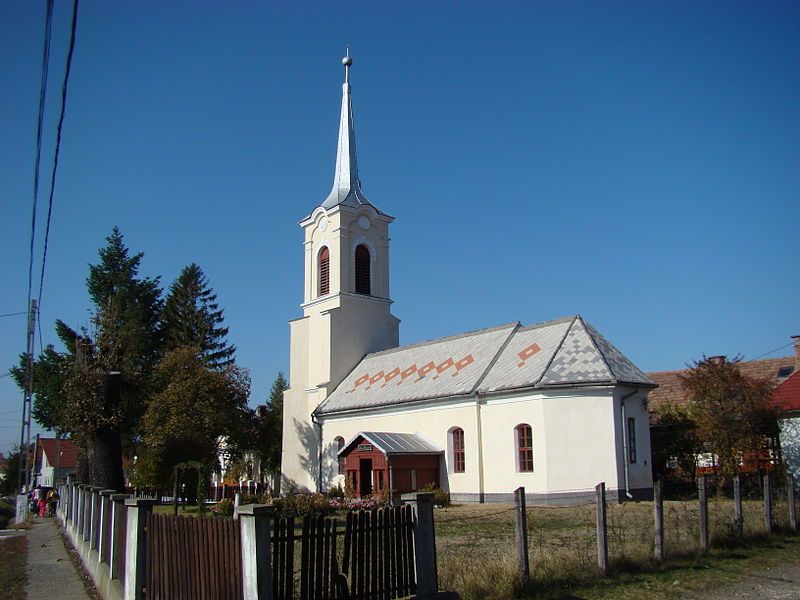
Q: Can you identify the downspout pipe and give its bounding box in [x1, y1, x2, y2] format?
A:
[620, 388, 639, 500]
[312, 412, 323, 493]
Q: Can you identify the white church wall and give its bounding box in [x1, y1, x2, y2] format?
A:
[613, 389, 654, 498]
[319, 398, 479, 494]
[316, 385, 653, 504]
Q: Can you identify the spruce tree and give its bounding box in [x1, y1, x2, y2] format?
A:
[163, 263, 235, 368]
[263, 372, 288, 473]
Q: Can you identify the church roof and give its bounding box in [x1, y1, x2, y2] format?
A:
[338, 432, 443, 456]
[315, 316, 655, 416]
[318, 54, 389, 217]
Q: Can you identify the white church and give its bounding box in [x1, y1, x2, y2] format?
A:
[281, 56, 655, 504]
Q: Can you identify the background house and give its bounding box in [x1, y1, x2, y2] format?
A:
[647, 335, 800, 479]
[33, 436, 78, 488]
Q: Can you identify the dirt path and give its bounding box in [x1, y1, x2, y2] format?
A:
[684, 560, 800, 600]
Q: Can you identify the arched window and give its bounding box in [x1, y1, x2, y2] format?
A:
[516, 424, 533, 472]
[335, 436, 345, 475]
[450, 427, 465, 473]
[319, 247, 330, 296]
[354, 245, 371, 295]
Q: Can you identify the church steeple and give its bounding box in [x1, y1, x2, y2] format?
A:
[321, 51, 375, 211]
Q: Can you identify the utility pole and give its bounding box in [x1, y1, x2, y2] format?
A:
[17, 298, 37, 491]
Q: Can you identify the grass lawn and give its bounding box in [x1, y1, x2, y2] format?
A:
[0, 535, 28, 600]
[434, 498, 799, 599]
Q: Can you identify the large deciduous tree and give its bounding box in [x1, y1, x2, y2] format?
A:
[133, 346, 252, 495]
[163, 263, 235, 369]
[681, 356, 778, 485]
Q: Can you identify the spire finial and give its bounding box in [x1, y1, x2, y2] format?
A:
[342, 47, 352, 84]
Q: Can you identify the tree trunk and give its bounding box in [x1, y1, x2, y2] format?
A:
[75, 444, 90, 483]
[86, 426, 125, 491]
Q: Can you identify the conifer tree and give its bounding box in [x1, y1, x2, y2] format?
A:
[261, 372, 287, 474]
[163, 263, 235, 369]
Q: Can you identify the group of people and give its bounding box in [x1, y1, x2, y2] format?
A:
[28, 486, 59, 517]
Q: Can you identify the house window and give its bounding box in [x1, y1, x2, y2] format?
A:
[355, 245, 371, 295]
[627, 417, 637, 464]
[319, 247, 330, 296]
[516, 424, 533, 472]
[451, 427, 465, 473]
[335, 436, 345, 475]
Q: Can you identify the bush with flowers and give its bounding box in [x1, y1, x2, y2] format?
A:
[210, 498, 234, 517]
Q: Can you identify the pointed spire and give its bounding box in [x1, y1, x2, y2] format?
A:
[321, 51, 374, 211]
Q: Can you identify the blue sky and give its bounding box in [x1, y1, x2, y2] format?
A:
[1, 1, 799, 455]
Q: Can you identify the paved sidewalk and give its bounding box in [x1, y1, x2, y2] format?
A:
[25, 516, 91, 600]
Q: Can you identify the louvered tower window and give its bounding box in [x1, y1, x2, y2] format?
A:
[355, 245, 371, 295]
[319, 247, 330, 296]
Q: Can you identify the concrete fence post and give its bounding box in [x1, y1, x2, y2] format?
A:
[698, 475, 709, 551]
[733, 475, 743, 538]
[124, 498, 159, 600]
[237, 504, 275, 600]
[89, 486, 104, 548]
[109, 493, 130, 581]
[653, 479, 664, 562]
[514, 486, 530, 587]
[80, 485, 90, 538]
[763, 472, 772, 535]
[414, 492, 438, 595]
[98, 489, 115, 564]
[595, 482, 608, 576]
[787, 473, 797, 533]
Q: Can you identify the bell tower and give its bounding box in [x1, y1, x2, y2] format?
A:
[281, 53, 400, 491]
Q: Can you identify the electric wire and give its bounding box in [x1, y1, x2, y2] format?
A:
[749, 342, 793, 361]
[0, 311, 29, 319]
[26, 0, 54, 315]
[37, 0, 80, 306]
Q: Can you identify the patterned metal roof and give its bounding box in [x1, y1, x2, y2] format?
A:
[338, 432, 444, 456]
[316, 323, 518, 414]
[315, 316, 655, 416]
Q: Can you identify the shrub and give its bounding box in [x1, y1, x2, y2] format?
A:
[272, 493, 333, 518]
[420, 483, 451, 508]
[210, 498, 234, 517]
[328, 483, 345, 501]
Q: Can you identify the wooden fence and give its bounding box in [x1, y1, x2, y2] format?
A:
[269, 505, 418, 600]
[57, 485, 440, 600]
[146, 513, 243, 600]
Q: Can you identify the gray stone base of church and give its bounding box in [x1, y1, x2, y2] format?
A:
[446, 486, 653, 506]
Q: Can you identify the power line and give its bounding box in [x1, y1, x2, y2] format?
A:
[749, 342, 793, 361]
[26, 0, 54, 317]
[0, 311, 28, 319]
[37, 0, 80, 305]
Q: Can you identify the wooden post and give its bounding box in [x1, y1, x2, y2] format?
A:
[653, 479, 664, 562]
[764, 472, 772, 535]
[596, 482, 608, 576]
[788, 473, 797, 533]
[123, 498, 158, 600]
[414, 492, 438, 595]
[514, 487, 530, 586]
[733, 475, 743, 538]
[238, 504, 275, 600]
[699, 475, 709, 551]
